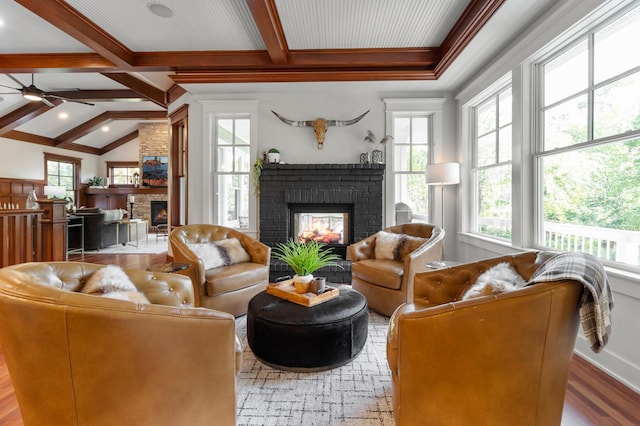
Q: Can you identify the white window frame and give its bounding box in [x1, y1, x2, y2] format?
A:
[201, 100, 259, 232]
[383, 98, 445, 228]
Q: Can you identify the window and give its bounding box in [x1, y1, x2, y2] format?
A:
[215, 116, 251, 228]
[471, 86, 513, 240]
[536, 6, 640, 267]
[391, 114, 431, 221]
[107, 162, 139, 186]
[45, 153, 80, 203]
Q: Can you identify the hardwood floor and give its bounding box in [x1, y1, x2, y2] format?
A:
[1, 252, 639, 425]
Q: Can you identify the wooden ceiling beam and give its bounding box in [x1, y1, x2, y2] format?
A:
[172, 68, 437, 84]
[246, 0, 289, 64]
[2, 130, 56, 147]
[100, 130, 139, 155]
[101, 73, 167, 107]
[15, 0, 134, 68]
[47, 90, 149, 102]
[436, 0, 507, 77]
[0, 53, 116, 73]
[0, 100, 62, 136]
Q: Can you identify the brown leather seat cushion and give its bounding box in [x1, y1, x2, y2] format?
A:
[205, 262, 269, 296]
[352, 259, 403, 290]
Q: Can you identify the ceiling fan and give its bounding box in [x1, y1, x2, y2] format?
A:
[0, 74, 94, 107]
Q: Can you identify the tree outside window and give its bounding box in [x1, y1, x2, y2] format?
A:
[537, 6, 640, 266]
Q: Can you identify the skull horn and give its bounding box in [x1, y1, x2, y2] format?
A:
[271, 111, 314, 127]
[327, 110, 370, 127]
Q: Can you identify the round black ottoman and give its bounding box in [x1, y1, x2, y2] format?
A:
[247, 286, 368, 371]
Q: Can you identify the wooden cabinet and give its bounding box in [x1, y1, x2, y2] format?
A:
[39, 199, 68, 261]
[0, 209, 42, 267]
[86, 193, 127, 210]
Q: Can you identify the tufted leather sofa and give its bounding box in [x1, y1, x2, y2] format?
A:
[0, 261, 242, 426]
[169, 224, 270, 317]
[387, 251, 583, 425]
[347, 223, 445, 316]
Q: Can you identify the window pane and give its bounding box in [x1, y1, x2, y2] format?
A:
[217, 174, 249, 228]
[394, 118, 410, 144]
[499, 89, 512, 126]
[594, 71, 640, 139]
[544, 40, 588, 106]
[476, 165, 512, 239]
[235, 119, 250, 145]
[543, 94, 588, 150]
[236, 145, 250, 172]
[477, 98, 496, 135]
[411, 117, 429, 144]
[540, 139, 640, 266]
[47, 161, 59, 175]
[477, 133, 496, 167]
[594, 8, 640, 84]
[217, 146, 233, 172]
[395, 173, 428, 220]
[394, 145, 411, 171]
[217, 119, 233, 145]
[411, 145, 428, 172]
[498, 125, 512, 162]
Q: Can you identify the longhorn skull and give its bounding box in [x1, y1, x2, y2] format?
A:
[271, 110, 370, 149]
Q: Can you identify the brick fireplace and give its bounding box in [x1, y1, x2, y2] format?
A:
[259, 163, 385, 282]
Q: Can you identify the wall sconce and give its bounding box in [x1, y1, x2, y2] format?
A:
[133, 171, 140, 188]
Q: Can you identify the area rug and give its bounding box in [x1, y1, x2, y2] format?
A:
[235, 311, 395, 425]
[85, 235, 168, 255]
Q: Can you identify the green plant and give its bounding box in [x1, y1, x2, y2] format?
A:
[272, 239, 342, 277]
[88, 176, 104, 187]
[268, 148, 280, 153]
[252, 157, 264, 194]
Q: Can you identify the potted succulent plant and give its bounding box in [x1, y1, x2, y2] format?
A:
[272, 239, 342, 293]
[267, 148, 280, 164]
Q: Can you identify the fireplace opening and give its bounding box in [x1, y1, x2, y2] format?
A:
[150, 201, 168, 227]
[289, 204, 353, 258]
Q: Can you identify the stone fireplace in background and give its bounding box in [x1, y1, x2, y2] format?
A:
[259, 163, 385, 282]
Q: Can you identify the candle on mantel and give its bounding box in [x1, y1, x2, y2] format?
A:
[128, 195, 135, 203]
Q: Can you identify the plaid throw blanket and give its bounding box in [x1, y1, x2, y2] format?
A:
[527, 252, 614, 353]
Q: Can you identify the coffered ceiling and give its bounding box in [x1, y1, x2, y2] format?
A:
[0, 0, 557, 154]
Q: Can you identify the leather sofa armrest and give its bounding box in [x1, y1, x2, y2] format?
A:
[347, 234, 377, 261]
[126, 269, 196, 307]
[241, 238, 271, 266]
[169, 238, 206, 305]
[404, 228, 446, 299]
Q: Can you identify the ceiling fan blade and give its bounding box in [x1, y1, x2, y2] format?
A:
[0, 83, 21, 91]
[41, 97, 56, 107]
[45, 94, 94, 107]
[6, 74, 27, 89]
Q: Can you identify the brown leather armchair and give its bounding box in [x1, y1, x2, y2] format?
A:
[169, 224, 270, 317]
[347, 223, 445, 316]
[387, 251, 583, 425]
[0, 261, 242, 426]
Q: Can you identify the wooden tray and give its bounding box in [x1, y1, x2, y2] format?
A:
[266, 279, 339, 307]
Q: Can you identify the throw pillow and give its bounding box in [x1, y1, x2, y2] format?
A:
[187, 238, 251, 270]
[461, 262, 527, 300]
[81, 265, 150, 304]
[374, 230, 428, 261]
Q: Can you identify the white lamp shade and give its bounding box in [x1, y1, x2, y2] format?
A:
[425, 162, 460, 186]
[44, 185, 67, 198]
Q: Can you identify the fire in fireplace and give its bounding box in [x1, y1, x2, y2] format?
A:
[290, 204, 353, 257]
[150, 201, 168, 227]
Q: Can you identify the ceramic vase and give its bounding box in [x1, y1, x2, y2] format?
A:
[267, 152, 280, 163]
[293, 274, 313, 293]
[372, 149, 383, 164]
[25, 190, 39, 209]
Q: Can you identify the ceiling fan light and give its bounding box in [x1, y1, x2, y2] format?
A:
[23, 93, 42, 101]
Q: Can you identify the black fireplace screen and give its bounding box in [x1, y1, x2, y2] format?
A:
[290, 204, 352, 246]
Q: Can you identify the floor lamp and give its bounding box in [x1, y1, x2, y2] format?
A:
[425, 162, 460, 231]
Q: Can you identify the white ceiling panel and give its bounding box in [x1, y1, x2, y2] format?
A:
[72, 120, 141, 149]
[0, 0, 91, 53]
[65, 0, 265, 51]
[276, 0, 469, 49]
